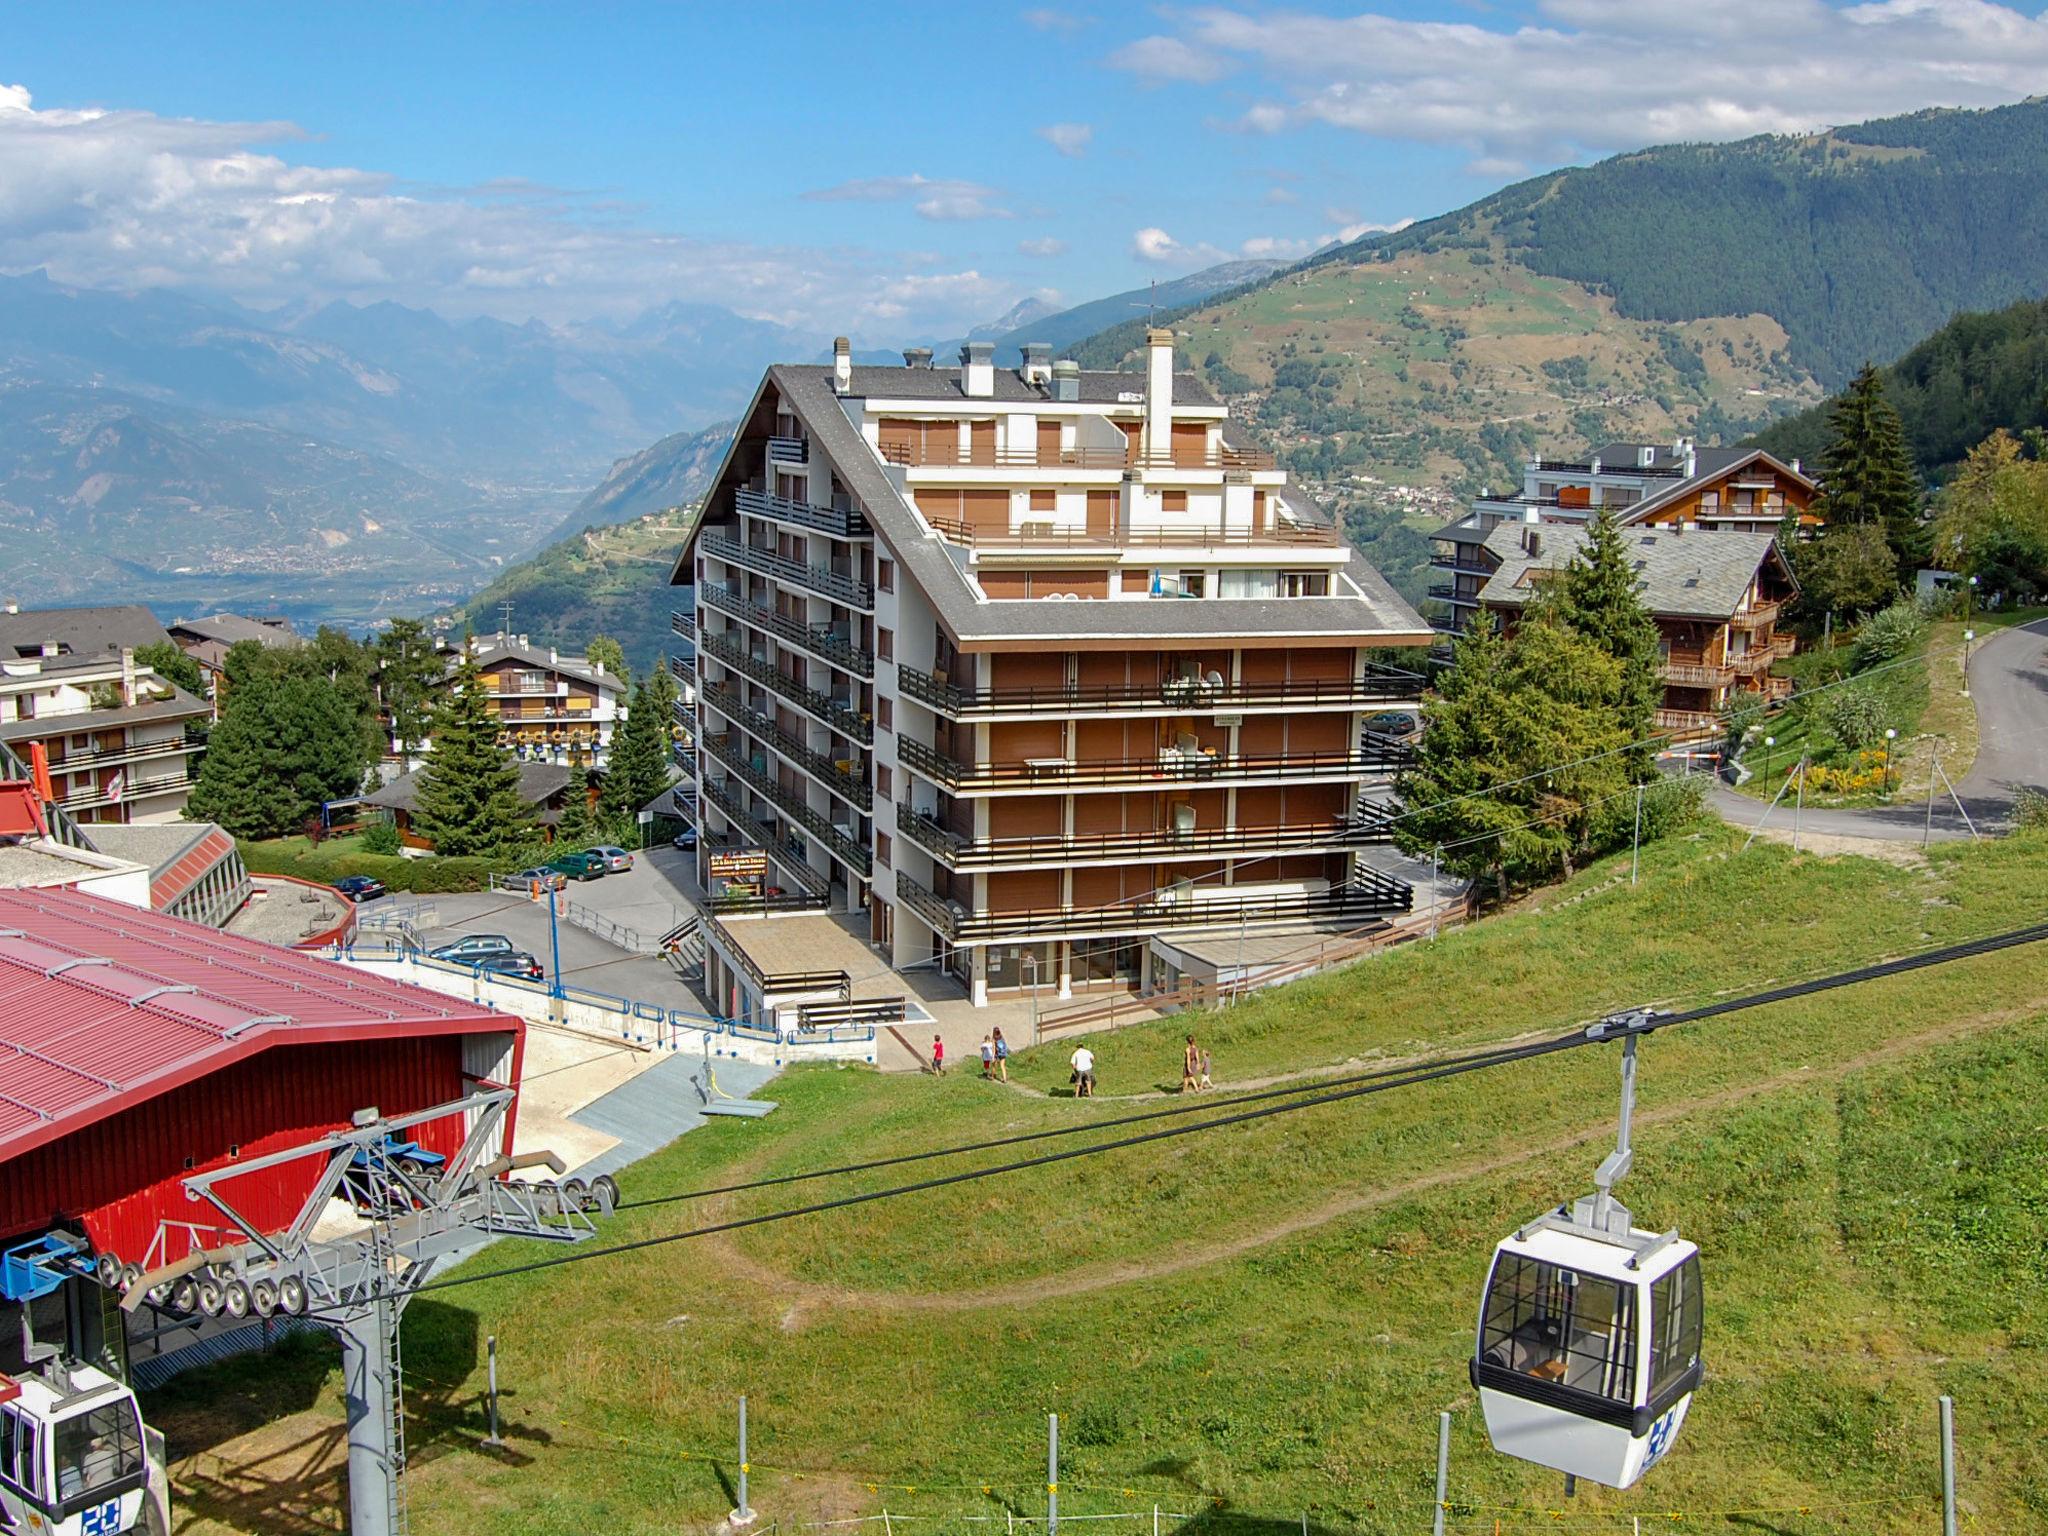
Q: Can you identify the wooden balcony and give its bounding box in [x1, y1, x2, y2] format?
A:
[671, 607, 696, 641]
[897, 664, 1423, 720]
[1727, 648, 1774, 679]
[701, 734, 870, 877]
[1659, 658, 1735, 688]
[1769, 633, 1797, 659]
[1728, 598, 1783, 630]
[895, 867, 1411, 945]
[898, 736, 1409, 794]
[1654, 708, 1721, 740]
[701, 681, 871, 812]
[895, 800, 1395, 871]
[766, 435, 808, 466]
[698, 778, 833, 898]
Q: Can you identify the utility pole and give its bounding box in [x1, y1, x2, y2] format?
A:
[1629, 782, 1644, 885]
[1925, 742, 1942, 848]
[1047, 1413, 1060, 1536]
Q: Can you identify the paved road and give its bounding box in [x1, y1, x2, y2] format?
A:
[1709, 617, 2047, 843]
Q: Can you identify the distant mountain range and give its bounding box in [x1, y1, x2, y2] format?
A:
[940, 261, 1288, 366]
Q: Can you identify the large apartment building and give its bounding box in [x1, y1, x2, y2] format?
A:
[668, 331, 1431, 1010]
[0, 605, 209, 825]
[1431, 440, 1818, 634]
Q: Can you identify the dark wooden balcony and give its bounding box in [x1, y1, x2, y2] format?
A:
[702, 734, 870, 878]
[702, 532, 873, 609]
[698, 630, 873, 745]
[701, 681, 871, 812]
[736, 486, 867, 539]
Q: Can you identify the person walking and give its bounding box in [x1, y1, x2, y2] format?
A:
[1197, 1046, 1213, 1091]
[992, 1026, 1010, 1081]
[931, 1034, 946, 1074]
[978, 1033, 995, 1079]
[1180, 1034, 1200, 1094]
[1069, 1042, 1095, 1098]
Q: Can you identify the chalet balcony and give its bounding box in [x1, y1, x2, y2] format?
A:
[736, 485, 868, 539]
[1727, 648, 1775, 679]
[898, 736, 1409, 794]
[1728, 598, 1783, 630]
[894, 867, 1412, 945]
[894, 800, 1395, 871]
[671, 607, 697, 641]
[668, 654, 696, 687]
[698, 630, 873, 745]
[702, 532, 874, 610]
[701, 733, 871, 878]
[1769, 633, 1798, 659]
[766, 435, 808, 465]
[1654, 707, 1721, 739]
[700, 582, 874, 678]
[896, 663, 1423, 720]
[701, 681, 871, 812]
[699, 778, 832, 897]
[1659, 658, 1735, 688]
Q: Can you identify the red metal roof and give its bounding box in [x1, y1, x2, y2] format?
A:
[148, 824, 237, 910]
[0, 885, 516, 1163]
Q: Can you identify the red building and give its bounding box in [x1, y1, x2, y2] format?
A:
[0, 886, 524, 1278]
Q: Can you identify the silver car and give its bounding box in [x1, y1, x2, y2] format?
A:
[590, 844, 635, 873]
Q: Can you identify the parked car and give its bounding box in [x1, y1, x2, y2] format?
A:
[546, 850, 607, 882]
[335, 874, 387, 902]
[511, 865, 569, 892]
[428, 934, 516, 964]
[474, 950, 546, 981]
[591, 844, 635, 873]
[671, 827, 698, 851]
[1363, 710, 1421, 741]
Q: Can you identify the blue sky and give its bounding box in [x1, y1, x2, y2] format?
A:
[5, 1, 2047, 340]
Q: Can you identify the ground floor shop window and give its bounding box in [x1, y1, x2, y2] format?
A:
[1071, 937, 1143, 986]
[985, 942, 1054, 991]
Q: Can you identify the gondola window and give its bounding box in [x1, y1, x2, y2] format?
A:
[1481, 1256, 1640, 1403]
[1648, 1257, 1704, 1400]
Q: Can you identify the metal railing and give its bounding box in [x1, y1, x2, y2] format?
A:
[701, 734, 871, 877]
[698, 779, 833, 898]
[701, 681, 871, 811]
[0, 739, 96, 851]
[702, 533, 873, 609]
[877, 440, 1128, 470]
[898, 736, 1410, 792]
[736, 485, 867, 539]
[698, 630, 874, 744]
[671, 607, 697, 640]
[692, 897, 848, 999]
[894, 800, 1396, 869]
[668, 654, 696, 686]
[917, 516, 1338, 550]
[700, 582, 874, 677]
[894, 867, 1412, 944]
[56, 771, 193, 811]
[896, 664, 1423, 719]
[43, 736, 196, 773]
[766, 435, 809, 465]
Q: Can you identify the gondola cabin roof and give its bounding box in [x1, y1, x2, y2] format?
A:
[1496, 1218, 1697, 1282]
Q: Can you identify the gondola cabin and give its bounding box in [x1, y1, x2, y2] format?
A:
[1472, 1213, 1703, 1490]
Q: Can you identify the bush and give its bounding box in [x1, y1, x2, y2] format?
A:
[1814, 683, 1890, 750]
[1849, 598, 1927, 674]
[1722, 687, 1769, 736]
[240, 841, 500, 894]
[359, 820, 402, 856]
[2013, 787, 2048, 832]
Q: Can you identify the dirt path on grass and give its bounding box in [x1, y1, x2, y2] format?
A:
[714, 997, 2046, 1322]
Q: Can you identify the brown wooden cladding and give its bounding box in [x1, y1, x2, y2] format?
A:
[978, 570, 1111, 600]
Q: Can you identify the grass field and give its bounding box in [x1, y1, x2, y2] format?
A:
[150, 822, 2048, 1535]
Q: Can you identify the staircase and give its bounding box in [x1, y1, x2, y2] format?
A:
[660, 917, 704, 980]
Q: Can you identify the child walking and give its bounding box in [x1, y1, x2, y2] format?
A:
[931, 1034, 946, 1074]
[992, 1026, 1010, 1081]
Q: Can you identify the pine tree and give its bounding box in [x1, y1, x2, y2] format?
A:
[553, 775, 596, 848]
[412, 643, 535, 858]
[372, 617, 443, 766]
[184, 672, 301, 837]
[602, 673, 669, 832]
[586, 634, 629, 689]
[1818, 363, 1924, 581]
[185, 659, 371, 837]
[1540, 506, 1663, 768]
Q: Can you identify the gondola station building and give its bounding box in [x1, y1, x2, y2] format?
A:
[668, 332, 1431, 1009]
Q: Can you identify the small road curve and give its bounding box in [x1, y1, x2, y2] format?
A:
[1708, 617, 2048, 843]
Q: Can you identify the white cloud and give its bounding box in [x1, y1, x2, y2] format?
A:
[1262, 185, 1299, 205]
[0, 85, 1014, 336]
[1106, 1, 2048, 170]
[1135, 226, 1321, 269]
[1017, 236, 1069, 257]
[802, 173, 1011, 221]
[1132, 227, 1196, 264]
[1022, 8, 1088, 33]
[1037, 122, 1095, 157]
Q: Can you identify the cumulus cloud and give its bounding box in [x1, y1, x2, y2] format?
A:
[1018, 236, 1069, 257]
[802, 173, 1011, 221]
[1037, 122, 1094, 157]
[1022, 7, 1089, 32]
[1107, 0, 2048, 170]
[1135, 226, 1331, 269]
[0, 85, 1012, 335]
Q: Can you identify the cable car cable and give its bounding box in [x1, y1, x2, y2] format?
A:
[392, 916, 2048, 1300]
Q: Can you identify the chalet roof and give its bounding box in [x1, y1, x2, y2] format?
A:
[0, 604, 170, 660]
[166, 613, 304, 650]
[1476, 524, 1790, 622]
[449, 635, 621, 693]
[365, 761, 574, 818]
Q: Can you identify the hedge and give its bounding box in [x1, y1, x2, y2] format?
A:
[239, 841, 501, 894]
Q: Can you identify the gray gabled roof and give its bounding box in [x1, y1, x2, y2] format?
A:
[672, 363, 1429, 647]
[843, 363, 1220, 407]
[452, 635, 621, 692]
[366, 761, 574, 816]
[0, 604, 170, 659]
[1618, 448, 1814, 527]
[1477, 524, 1790, 622]
[166, 613, 304, 649]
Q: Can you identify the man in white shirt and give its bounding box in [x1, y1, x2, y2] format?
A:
[1069, 1044, 1095, 1098]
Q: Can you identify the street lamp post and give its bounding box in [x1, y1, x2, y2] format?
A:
[1764, 734, 1775, 786]
[1884, 727, 1898, 797]
[1963, 627, 1976, 698]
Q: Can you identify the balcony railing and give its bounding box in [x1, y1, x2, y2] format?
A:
[766, 435, 809, 465]
[1769, 633, 1797, 659]
[1428, 553, 1496, 574]
[701, 681, 871, 812]
[1727, 648, 1774, 678]
[896, 664, 1423, 720]
[43, 735, 196, 773]
[895, 868, 1411, 944]
[668, 654, 696, 687]
[878, 441, 1129, 471]
[1728, 598, 1783, 630]
[56, 771, 194, 811]
[671, 607, 697, 641]
[699, 778, 833, 897]
[1654, 708, 1721, 738]
[899, 736, 1408, 793]
[702, 733, 871, 878]
[1659, 659, 1735, 688]
[918, 515, 1339, 550]
[700, 582, 874, 678]
[702, 533, 873, 609]
[736, 486, 867, 539]
[698, 630, 873, 745]
[894, 800, 1395, 870]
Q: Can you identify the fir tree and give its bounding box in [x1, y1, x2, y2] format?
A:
[1540, 506, 1663, 768]
[184, 671, 301, 837]
[412, 643, 535, 858]
[553, 775, 596, 848]
[372, 617, 443, 766]
[602, 673, 669, 831]
[586, 634, 629, 688]
[1817, 364, 1923, 581]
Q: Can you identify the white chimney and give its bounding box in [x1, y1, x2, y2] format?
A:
[960, 341, 995, 398]
[1050, 358, 1080, 402]
[1020, 342, 1052, 387]
[832, 335, 852, 394]
[1143, 327, 1175, 461]
[549, 646, 557, 664]
[1684, 443, 1697, 478]
[2, 601, 15, 615]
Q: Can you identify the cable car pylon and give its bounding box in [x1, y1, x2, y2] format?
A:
[1472, 1010, 1704, 1493]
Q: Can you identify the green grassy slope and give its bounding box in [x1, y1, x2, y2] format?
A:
[152, 823, 2048, 1534]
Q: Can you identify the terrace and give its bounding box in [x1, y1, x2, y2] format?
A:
[896, 663, 1422, 720]
[894, 801, 1395, 871]
[898, 736, 1410, 794]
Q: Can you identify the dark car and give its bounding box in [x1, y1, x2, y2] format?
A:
[335, 874, 387, 902]
[474, 950, 545, 981]
[546, 850, 607, 882]
[1363, 710, 1421, 741]
[428, 934, 516, 964]
[671, 827, 698, 851]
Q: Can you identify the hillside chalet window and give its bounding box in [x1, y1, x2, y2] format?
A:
[518, 671, 548, 693]
[1282, 571, 1329, 597]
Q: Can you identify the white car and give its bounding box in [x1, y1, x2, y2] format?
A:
[591, 845, 635, 873]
